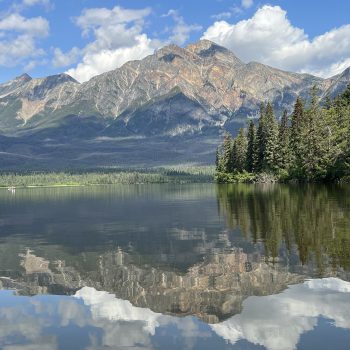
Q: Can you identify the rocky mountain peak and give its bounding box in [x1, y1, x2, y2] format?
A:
[185, 39, 242, 63]
[186, 39, 223, 54]
[155, 40, 243, 68]
[41, 73, 79, 85]
[156, 43, 198, 63]
[340, 67, 350, 79]
[15, 73, 32, 83]
[0, 73, 33, 98]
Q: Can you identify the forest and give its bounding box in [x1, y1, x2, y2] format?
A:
[216, 85, 350, 182]
[0, 166, 214, 187]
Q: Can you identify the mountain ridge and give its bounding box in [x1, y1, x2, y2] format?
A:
[0, 39, 349, 168]
[0, 39, 348, 135]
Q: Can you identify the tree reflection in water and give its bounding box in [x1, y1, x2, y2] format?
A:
[216, 184, 350, 273]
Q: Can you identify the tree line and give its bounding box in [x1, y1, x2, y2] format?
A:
[0, 168, 215, 188]
[216, 85, 350, 182]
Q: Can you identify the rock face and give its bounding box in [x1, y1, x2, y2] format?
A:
[0, 39, 349, 167]
[0, 39, 348, 135]
[324, 67, 350, 99]
[0, 248, 305, 323]
[2, 246, 348, 323]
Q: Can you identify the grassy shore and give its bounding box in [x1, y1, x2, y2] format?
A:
[0, 167, 215, 188]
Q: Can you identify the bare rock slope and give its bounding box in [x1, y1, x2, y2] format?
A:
[0, 40, 349, 168]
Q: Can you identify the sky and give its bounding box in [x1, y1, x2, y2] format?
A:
[0, 0, 350, 83]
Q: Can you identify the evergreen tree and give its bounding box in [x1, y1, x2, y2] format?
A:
[264, 102, 279, 172]
[215, 147, 222, 172]
[222, 133, 234, 173]
[290, 96, 305, 177]
[256, 103, 267, 172]
[246, 120, 257, 172]
[336, 85, 350, 176]
[302, 86, 327, 180]
[234, 128, 248, 172]
[276, 110, 291, 172]
[215, 86, 350, 182]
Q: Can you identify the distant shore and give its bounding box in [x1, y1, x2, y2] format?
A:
[0, 167, 215, 188]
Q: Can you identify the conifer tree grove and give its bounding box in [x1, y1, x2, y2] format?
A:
[215, 85, 350, 182]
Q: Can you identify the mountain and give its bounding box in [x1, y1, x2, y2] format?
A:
[323, 67, 350, 98]
[0, 39, 349, 169]
[0, 248, 305, 323]
[0, 73, 32, 96]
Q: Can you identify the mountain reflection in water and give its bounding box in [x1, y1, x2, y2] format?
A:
[0, 278, 349, 350]
[0, 184, 350, 349]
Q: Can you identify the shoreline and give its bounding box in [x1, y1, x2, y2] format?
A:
[0, 169, 215, 188]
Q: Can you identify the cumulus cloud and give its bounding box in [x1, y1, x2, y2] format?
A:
[65, 6, 161, 83]
[211, 12, 232, 21]
[22, 0, 52, 8]
[241, 0, 254, 9]
[0, 13, 49, 37]
[11, 0, 54, 12]
[202, 5, 350, 77]
[65, 6, 203, 82]
[52, 47, 81, 68]
[0, 13, 49, 67]
[162, 9, 202, 46]
[211, 278, 350, 350]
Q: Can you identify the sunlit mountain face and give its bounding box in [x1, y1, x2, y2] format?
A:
[0, 183, 350, 349]
[1, 40, 349, 170]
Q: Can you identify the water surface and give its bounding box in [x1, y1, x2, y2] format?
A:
[0, 183, 349, 349]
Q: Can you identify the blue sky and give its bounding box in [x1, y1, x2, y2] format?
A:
[1, 0, 350, 83]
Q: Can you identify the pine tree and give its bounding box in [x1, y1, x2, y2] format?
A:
[256, 103, 267, 172]
[301, 86, 327, 180]
[345, 124, 350, 176]
[246, 120, 257, 172]
[333, 84, 350, 177]
[290, 96, 305, 177]
[222, 133, 234, 173]
[276, 110, 291, 172]
[215, 86, 350, 182]
[215, 147, 221, 172]
[234, 128, 248, 172]
[264, 102, 279, 172]
[339, 85, 350, 175]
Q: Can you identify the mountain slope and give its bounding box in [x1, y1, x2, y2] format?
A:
[0, 39, 349, 169]
[324, 67, 350, 98]
[1, 39, 347, 136]
[0, 74, 79, 133]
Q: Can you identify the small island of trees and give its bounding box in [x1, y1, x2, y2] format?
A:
[216, 85, 350, 182]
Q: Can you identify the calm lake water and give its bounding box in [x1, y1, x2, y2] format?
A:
[0, 183, 350, 349]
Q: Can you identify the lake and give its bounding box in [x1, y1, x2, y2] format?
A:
[0, 183, 350, 349]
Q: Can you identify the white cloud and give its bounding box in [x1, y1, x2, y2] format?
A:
[212, 278, 350, 350]
[22, 0, 52, 8]
[0, 13, 49, 68]
[65, 6, 161, 82]
[75, 6, 151, 33]
[23, 58, 47, 71]
[0, 13, 49, 37]
[65, 6, 203, 82]
[202, 5, 350, 77]
[241, 0, 254, 9]
[52, 47, 80, 67]
[11, 0, 53, 13]
[211, 12, 232, 21]
[163, 9, 202, 46]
